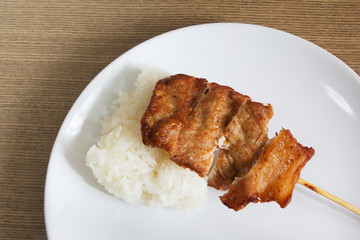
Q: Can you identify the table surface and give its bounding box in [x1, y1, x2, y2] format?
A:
[1, 1, 359, 239]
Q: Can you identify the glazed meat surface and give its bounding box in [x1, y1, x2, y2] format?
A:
[141, 74, 207, 153]
[220, 128, 315, 211]
[172, 83, 249, 177]
[141, 74, 250, 177]
[207, 101, 273, 190]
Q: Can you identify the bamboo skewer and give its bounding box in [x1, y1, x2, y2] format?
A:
[298, 178, 360, 216]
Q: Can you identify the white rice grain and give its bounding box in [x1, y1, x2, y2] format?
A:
[86, 69, 208, 209]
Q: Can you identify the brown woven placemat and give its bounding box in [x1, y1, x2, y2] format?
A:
[1, 1, 359, 239]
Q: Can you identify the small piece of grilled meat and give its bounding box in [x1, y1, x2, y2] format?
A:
[220, 128, 315, 211]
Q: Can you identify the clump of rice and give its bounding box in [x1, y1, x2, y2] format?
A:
[86, 69, 208, 209]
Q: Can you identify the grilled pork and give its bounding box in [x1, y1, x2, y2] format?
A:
[220, 128, 315, 210]
[141, 74, 314, 211]
[207, 101, 273, 190]
[142, 74, 250, 177]
[141, 74, 207, 153]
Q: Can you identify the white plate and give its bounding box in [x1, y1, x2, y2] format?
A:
[44, 23, 360, 240]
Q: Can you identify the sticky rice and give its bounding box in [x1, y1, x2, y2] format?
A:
[86, 70, 208, 209]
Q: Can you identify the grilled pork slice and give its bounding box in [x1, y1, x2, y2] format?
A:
[220, 128, 315, 211]
[141, 74, 250, 177]
[207, 101, 273, 190]
[141, 74, 207, 153]
[172, 83, 249, 177]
